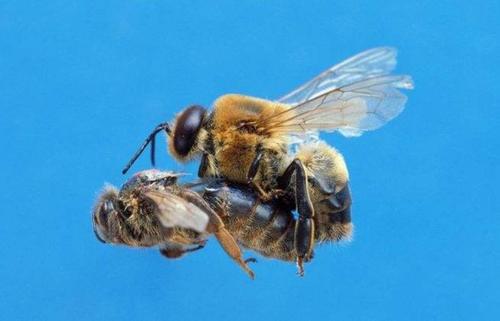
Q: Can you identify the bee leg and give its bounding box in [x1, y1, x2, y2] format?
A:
[245, 257, 258, 263]
[247, 146, 282, 201]
[159, 241, 207, 259]
[279, 159, 315, 276]
[247, 146, 266, 196]
[198, 153, 209, 178]
[178, 189, 256, 279]
[213, 228, 256, 279]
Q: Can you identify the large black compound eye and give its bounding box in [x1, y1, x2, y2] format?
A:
[173, 105, 206, 157]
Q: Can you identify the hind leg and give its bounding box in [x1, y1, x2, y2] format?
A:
[178, 189, 256, 279]
[293, 141, 353, 245]
[278, 159, 315, 276]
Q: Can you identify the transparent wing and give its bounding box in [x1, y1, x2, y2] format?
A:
[254, 47, 413, 138]
[278, 47, 399, 106]
[144, 189, 210, 233]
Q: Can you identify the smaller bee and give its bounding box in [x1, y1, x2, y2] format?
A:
[92, 170, 256, 279]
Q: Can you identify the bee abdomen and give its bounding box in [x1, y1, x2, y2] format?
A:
[239, 201, 274, 248]
[315, 184, 353, 243]
[246, 204, 296, 260]
[259, 208, 296, 261]
[204, 182, 296, 261]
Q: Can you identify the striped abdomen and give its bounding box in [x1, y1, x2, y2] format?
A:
[202, 182, 297, 261]
[201, 180, 353, 261]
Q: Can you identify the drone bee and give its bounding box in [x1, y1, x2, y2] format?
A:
[121, 47, 413, 272]
[92, 170, 256, 279]
[96, 141, 352, 276]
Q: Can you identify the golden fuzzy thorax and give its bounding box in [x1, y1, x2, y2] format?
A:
[209, 94, 290, 184]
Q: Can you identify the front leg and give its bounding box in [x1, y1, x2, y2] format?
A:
[198, 153, 209, 178]
[178, 189, 256, 279]
[279, 159, 315, 276]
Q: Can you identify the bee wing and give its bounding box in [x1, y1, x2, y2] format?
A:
[278, 47, 399, 105]
[265, 47, 413, 137]
[144, 189, 210, 233]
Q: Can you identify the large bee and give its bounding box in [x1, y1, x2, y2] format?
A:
[121, 47, 413, 272]
[95, 141, 352, 277]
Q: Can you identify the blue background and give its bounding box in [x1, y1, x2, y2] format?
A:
[1, 1, 498, 320]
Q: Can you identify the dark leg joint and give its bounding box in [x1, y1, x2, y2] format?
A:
[279, 159, 316, 276]
[159, 242, 206, 259]
[198, 153, 209, 178]
[294, 217, 314, 276]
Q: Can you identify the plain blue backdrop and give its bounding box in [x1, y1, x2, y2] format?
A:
[1, 1, 498, 320]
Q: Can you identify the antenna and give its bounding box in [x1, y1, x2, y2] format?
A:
[122, 122, 171, 174]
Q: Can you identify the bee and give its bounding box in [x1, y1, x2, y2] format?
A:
[96, 141, 352, 276]
[92, 170, 257, 279]
[121, 47, 413, 273]
[200, 140, 353, 274]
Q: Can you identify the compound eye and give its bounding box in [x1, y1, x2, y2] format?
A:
[97, 200, 114, 228]
[93, 200, 115, 243]
[173, 105, 206, 157]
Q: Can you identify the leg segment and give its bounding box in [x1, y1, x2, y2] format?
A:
[198, 153, 209, 178]
[247, 145, 267, 198]
[247, 145, 284, 201]
[278, 159, 315, 276]
[159, 242, 206, 259]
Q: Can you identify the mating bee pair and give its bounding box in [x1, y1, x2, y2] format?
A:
[93, 141, 352, 279]
[93, 47, 413, 278]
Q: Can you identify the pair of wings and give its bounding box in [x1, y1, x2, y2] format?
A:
[253, 47, 414, 138]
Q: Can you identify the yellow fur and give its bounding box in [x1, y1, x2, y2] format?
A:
[167, 94, 349, 200]
[167, 94, 290, 184]
[295, 140, 349, 193]
[214, 129, 258, 182]
[295, 141, 353, 243]
[212, 94, 288, 130]
[210, 94, 290, 185]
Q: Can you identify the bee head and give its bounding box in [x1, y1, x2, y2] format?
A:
[121, 105, 206, 175]
[169, 105, 206, 162]
[92, 186, 125, 244]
